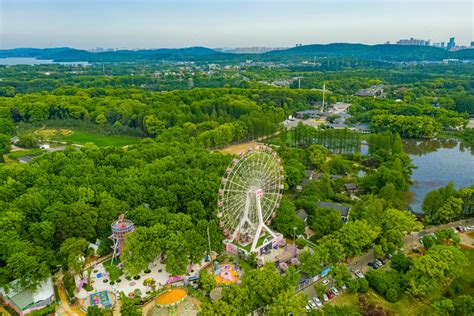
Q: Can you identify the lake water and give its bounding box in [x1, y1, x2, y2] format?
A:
[0, 57, 90, 66]
[403, 138, 474, 213]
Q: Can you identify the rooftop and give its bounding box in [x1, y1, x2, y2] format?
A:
[317, 201, 351, 217]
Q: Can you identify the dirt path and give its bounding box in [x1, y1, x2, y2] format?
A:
[56, 271, 85, 316]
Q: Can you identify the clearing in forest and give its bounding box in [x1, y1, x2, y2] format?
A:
[218, 141, 259, 155]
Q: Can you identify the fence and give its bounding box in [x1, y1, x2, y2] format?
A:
[295, 275, 320, 293]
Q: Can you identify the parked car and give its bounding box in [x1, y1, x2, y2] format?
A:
[341, 284, 347, 291]
[305, 306, 311, 313]
[326, 291, 334, 299]
[322, 279, 330, 285]
[456, 226, 464, 232]
[322, 294, 329, 302]
[375, 259, 384, 266]
[313, 297, 323, 307]
[355, 270, 365, 278]
[331, 287, 340, 296]
[385, 253, 392, 259]
[308, 300, 317, 309]
[368, 262, 376, 268]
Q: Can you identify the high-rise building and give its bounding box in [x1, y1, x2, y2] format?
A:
[447, 37, 455, 50]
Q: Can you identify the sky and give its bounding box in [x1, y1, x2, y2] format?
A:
[0, 0, 473, 49]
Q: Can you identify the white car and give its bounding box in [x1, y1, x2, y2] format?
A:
[322, 294, 329, 302]
[309, 300, 317, 309]
[355, 270, 365, 278]
[313, 297, 323, 307]
[341, 284, 347, 291]
[305, 306, 311, 313]
[322, 279, 330, 285]
[331, 287, 340, 296]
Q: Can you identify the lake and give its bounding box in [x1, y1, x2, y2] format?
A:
[403, 138, 474, 213]
[0, 57, 90, 66]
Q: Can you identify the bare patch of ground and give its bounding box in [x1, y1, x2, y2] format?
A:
[218, 141, 258, 155]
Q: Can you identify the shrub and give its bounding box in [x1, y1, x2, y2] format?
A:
[347, 279, 360, 293]
[385, 288, 399, 302]
[358, 278, 369, 293]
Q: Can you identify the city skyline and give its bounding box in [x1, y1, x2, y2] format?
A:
[1, 0, 473, 49]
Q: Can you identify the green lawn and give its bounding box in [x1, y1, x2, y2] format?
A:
[59, 130, 140, 147]
[7, 149, 46, 160]
[239, 234, 268, 252]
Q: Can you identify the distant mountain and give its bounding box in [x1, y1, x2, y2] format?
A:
[1, 44, 473, 62]
[265, 43, 458, 61]
[0, 46, 219, 62]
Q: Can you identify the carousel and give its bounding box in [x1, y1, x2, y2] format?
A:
[150, 287, 198, 316]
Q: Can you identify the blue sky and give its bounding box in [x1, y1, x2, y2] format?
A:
[1, 0, 472, 49]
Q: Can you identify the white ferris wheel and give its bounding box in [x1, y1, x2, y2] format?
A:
[217, 145, 284, 253]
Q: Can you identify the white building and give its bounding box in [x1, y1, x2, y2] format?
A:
[0, 277, 55, 315]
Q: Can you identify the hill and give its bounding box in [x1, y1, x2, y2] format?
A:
[1, 44, 473, 63]
[265, 43, 464, 61]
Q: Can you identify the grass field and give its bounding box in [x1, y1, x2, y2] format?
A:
[33, 127, 141, 147]
[58, 130, 140, 147]
[7, 149, 46, 160]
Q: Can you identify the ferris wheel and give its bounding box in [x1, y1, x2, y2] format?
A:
[217, 145, 284, 252]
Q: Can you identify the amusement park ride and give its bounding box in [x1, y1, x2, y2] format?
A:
[217, 145, 285, 258]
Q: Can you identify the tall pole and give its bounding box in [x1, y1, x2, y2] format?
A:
[322, 83, 326, 111]
[207, 226, 212, 257]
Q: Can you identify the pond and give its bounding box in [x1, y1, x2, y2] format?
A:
[403, 138, 474, 213]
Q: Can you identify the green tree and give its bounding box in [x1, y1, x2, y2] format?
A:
[299, 250, 323, 276]
[310, 207, 343, 240]
[0, 118, 15, 135]
[314, 282, 327, 298]
[306, 144, 328, 171]
[120, 293, 142, 316]
[143, 115, 166, 135]
[284, 159, 306, 189]
[17, 133, 39, 148]
[199, 269, 217, 294]
[272, 197, 305, 238]
[432, 299, 454, 316]
[0, 133, 11, 155]
[267, 290, 307, 315]
[60, 237, 91, 279]
[390, 252, 412, 273]
[95, 113, 107, 126]
[331, 264, 352, 287]
[406, 246, 468, 297]
[385, 288, 399, 303]
[87, 305, 110, 316]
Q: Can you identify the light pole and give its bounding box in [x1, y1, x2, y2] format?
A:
[293, 227, 297, 244]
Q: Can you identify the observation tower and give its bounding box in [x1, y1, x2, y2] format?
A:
[109, 214, 135, 262]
